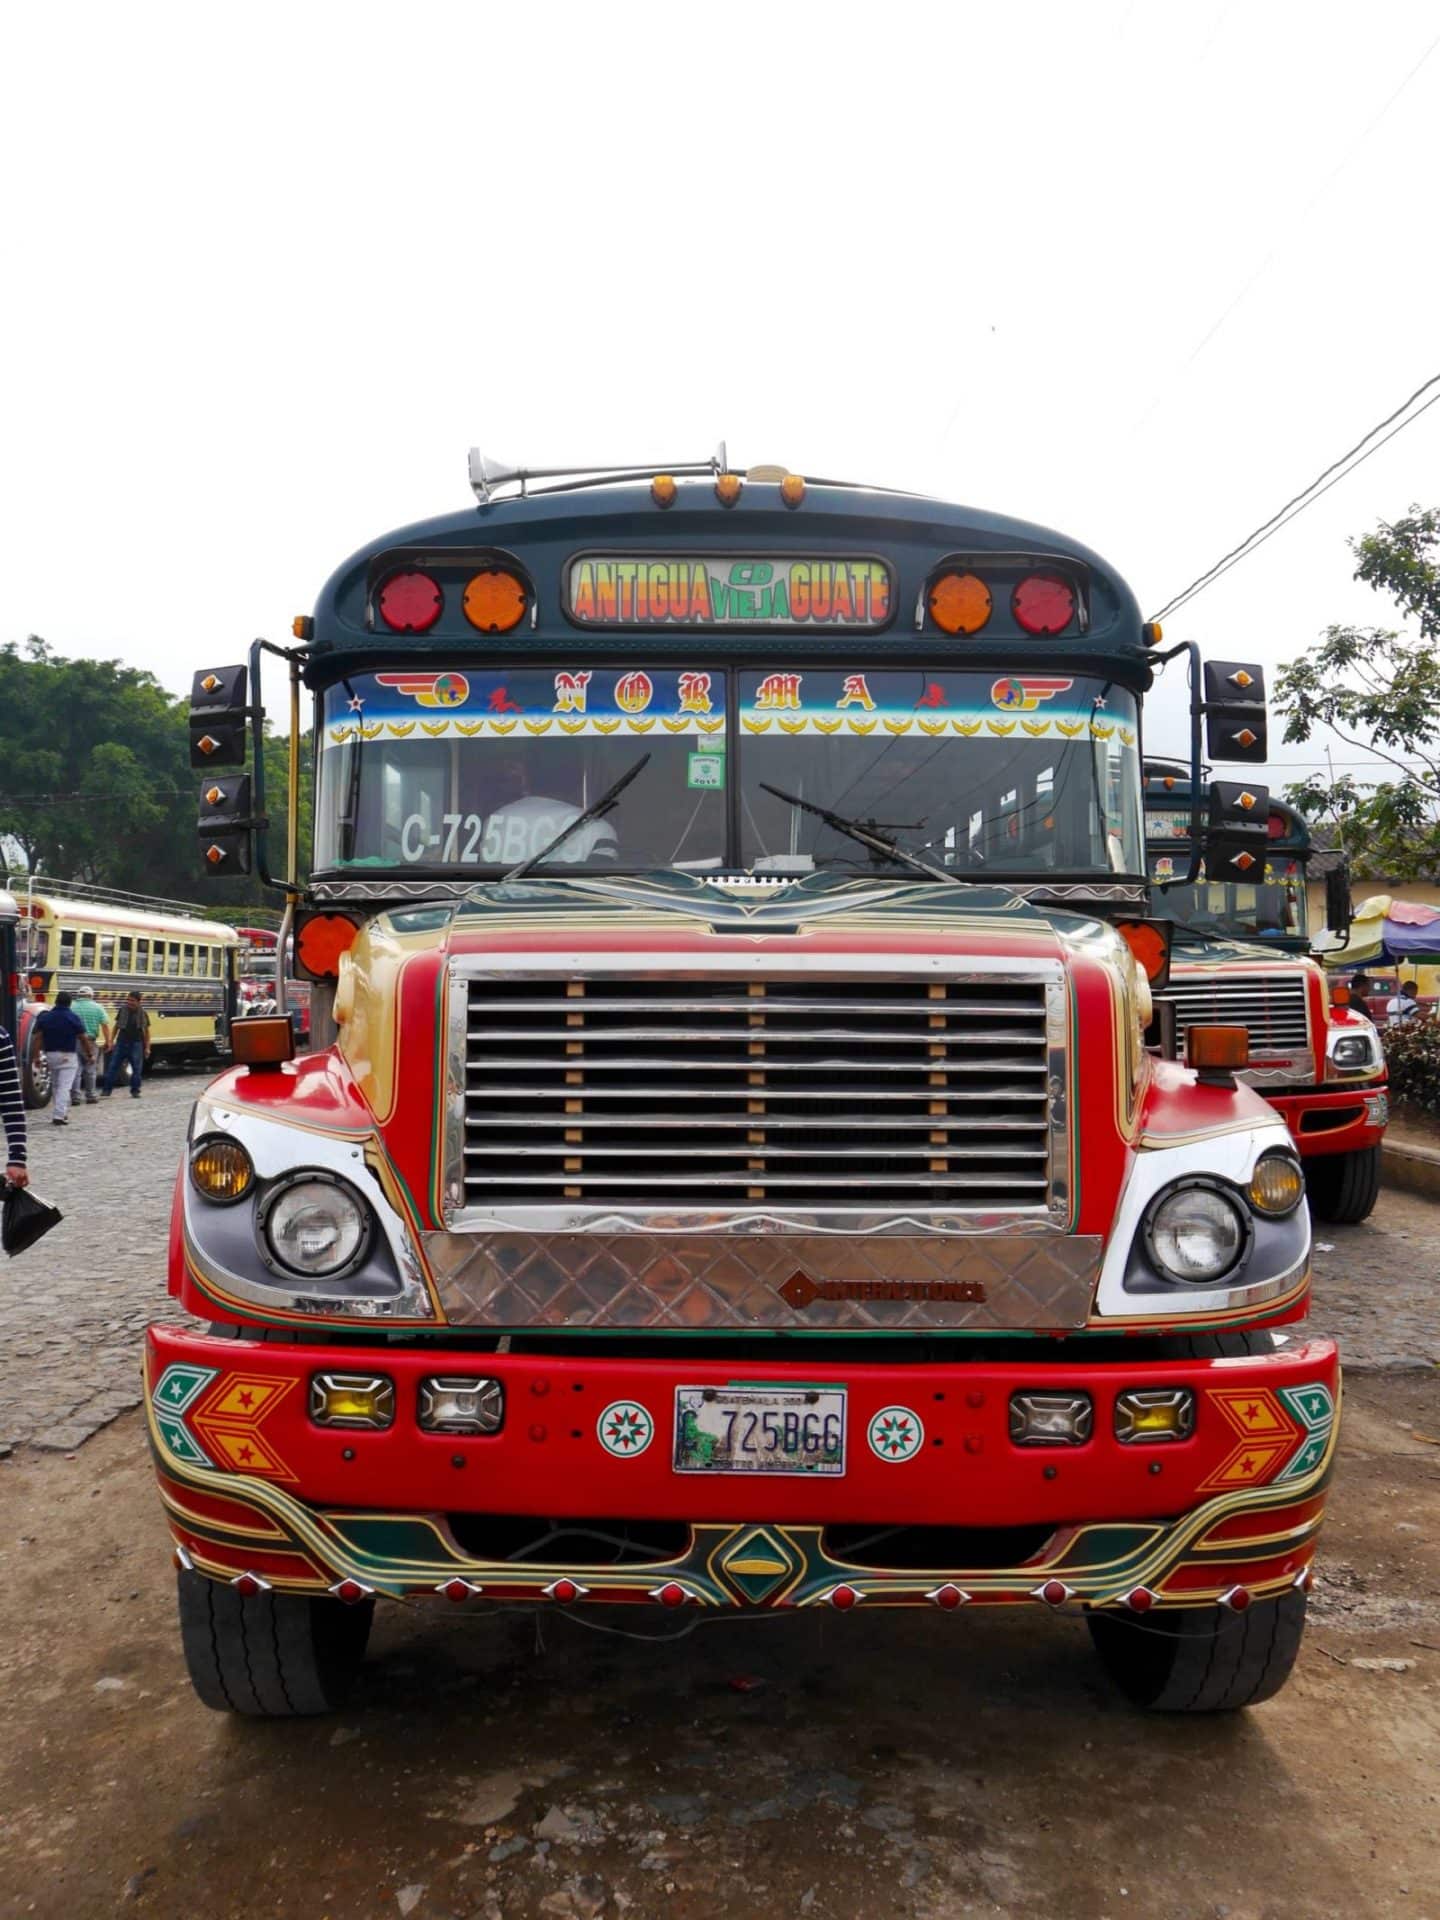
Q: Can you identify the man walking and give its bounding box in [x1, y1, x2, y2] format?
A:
[103, 991, 151, 1099]
[33, 990, 89, 1125]
[1, 1021, 28, 1188]
[70, 984, 112, 1106]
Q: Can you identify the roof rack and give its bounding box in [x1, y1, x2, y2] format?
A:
[1, 871, 218, 920]
[469, 443, 729, 506]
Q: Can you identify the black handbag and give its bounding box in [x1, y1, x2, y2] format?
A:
[2, 1182, 63, 1257]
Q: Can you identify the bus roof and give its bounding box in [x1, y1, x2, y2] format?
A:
[306, 473, 1147, 687]
[28, 894, 240, 941]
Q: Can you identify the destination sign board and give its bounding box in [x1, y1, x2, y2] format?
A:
[566, 555, 893, 630]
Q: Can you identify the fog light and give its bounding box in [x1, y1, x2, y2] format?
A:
[189, 1135, 254, 1203]
[1248, 1153, 1304, 1217]
[1009, 1391, 1093, 1446]
[1115, 1387, 1195, 1443]
[1364, 1092, 1389, 1126]
[418, 1376, 504, 1435]
[309, 1372, 395, 1429]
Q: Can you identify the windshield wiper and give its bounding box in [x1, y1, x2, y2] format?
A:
[759, 782, 973, 887]
[504, 752, 651, 881]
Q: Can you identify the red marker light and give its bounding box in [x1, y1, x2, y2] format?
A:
[1012, 573, 1076, 636]
[378, 570, 443, 634]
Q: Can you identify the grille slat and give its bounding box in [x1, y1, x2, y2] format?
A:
[462, 976, 1055, 1209]
[1153, 970, 1311, 1051]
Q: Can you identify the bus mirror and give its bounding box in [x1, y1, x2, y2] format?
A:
[1325, 865, 1353, 945]
[189, 664, 250, 769]
[1203, 660, 1268, 763]
[1204, 779, 1269, 881]
[198, 773, 255, 877]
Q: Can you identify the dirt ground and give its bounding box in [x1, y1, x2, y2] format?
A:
[2, 1375, 1438, 1920]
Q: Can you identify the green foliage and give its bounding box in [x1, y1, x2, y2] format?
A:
[1276, 507, 1440, 883]
[1381, 1014, 1440, 1115]
[0, 636, 311, 907]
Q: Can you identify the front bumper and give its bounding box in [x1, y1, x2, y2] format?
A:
[1265, 1084, 1387, 1158]
[146, 1325, 1339, 1614]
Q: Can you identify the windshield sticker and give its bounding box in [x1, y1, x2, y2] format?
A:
[323, 668, 728, 748]
[687, 751, 725, 791]
[566, 556, 893, 629]
[737, 670, 1135, 745]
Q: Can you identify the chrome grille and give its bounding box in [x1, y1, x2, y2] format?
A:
[1153, 969, 1311, 1053]
[461, 977, 1055, 1209]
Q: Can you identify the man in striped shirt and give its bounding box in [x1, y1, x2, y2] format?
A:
[1, 1023, 28, 1189]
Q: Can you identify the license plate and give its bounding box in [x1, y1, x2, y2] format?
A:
[673, 1385, 847, 1477]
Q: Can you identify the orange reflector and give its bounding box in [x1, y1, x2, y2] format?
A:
[231, 1015, 295, 1069]
[296, 914, 359, 980]
[1186, 1025, 1249, 1071]
[779, 473, 806, 508]
[715, 472, 743, 507]
[1116, 918, 1171, 986]
[1330, 982, 1351, 1007]
[928, 571, 993, 636]
[651, 474, 677, 508]
[462, 568, 527, 634]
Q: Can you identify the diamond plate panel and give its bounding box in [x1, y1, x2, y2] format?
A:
[426, 1231, 1101, 1330]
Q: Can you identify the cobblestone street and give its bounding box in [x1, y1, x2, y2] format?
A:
[0, 1075, 196, 1455]
[3, 1087, 1436, 1457]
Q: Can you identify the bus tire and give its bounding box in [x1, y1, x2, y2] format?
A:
[1088, 1589, 1307, 1712]
[1305, 1146, 1381, 1224]
[176, 1568, 374, 1716]
[21, 1028, 52, 1109]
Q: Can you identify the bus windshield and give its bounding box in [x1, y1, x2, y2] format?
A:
[314, 665, 1143, 879]
[1149, 862, 1311, 941]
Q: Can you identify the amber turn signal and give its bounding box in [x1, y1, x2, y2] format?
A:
[189, 1135, 254, 1203]
[462, 568, 527, 634]
[296, 913, 359, 980]
[928, 571, 993, 636]
[1116, 917, 1172, 988]
[231, 1015, 295, 1069]
[1186, 1025, 1249, 1072]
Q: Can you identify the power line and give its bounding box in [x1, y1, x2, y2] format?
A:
[1150, 372, 1440, 623]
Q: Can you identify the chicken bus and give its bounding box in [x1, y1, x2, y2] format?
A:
[147, 452, 1336, 1720]
[1145, 769, 1386, 1222]
[8, 881, 239, 1105]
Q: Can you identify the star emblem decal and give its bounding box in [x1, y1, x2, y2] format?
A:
[867, 1405, 924, 1462]
[597, 1400, 654, 1458]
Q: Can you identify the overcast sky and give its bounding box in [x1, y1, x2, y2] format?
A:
[4, 1, 1437, 801]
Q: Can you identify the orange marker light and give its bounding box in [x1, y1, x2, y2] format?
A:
[651, 475, 678, 508]
[1330, 982, 1351, 1007]
[462, 568, 527, 634]
[929, 571, 993, 636]
[296, 913, 359, 980]
[715, 472, 743, 507]
[231, 1015, 295, 1069]
[1116, 918, 1171, 986]
[1186, 1025, 1249, 1072]
[779, 474, 806, 508]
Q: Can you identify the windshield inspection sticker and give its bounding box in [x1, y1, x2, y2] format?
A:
[687, 752, 725, 790]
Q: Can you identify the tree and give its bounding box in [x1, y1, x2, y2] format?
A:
[0, 637, 311, 906]
[1276, 506, 1440, 882]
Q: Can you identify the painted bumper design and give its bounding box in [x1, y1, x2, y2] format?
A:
[1265, 1085, 1387, 1159]
[146, 1325, 1339, 1613]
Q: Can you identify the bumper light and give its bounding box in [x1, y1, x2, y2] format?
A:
[309, 1372, 395, 1429]
[1248, 1153, 1304, 1217]
[1114, 1387, 1195, 1443]
[1008, 1391, 1093, 1446]
[418, 1376, 504, 1436]
[189, 1135, 254, 1203]
[1364, 1091, 1389, 1126]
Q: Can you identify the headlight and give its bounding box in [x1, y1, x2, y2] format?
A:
[1144, 1183, 1247, 1284]
[1328, 1027, 1378, 1070]
[260, 1173, 372, 1278]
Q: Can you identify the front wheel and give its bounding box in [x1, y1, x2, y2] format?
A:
[1305, 1145, 1382, 1224]
[177, 1568, 374, 1715]
[21, 1029, 51, 1109]
[1088, 1589, 1307, 1712]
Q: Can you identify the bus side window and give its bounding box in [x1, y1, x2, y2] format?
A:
[59, 928, 76, 968]
[136, 937, 150, 973]
[210, 947, 223, 979]
[118, 936, 133, 972]
[167, 942, 181, 975]
[79, 931, 97, 969]
[100, 934, 116, 972]
[182, 944, 195, 977]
